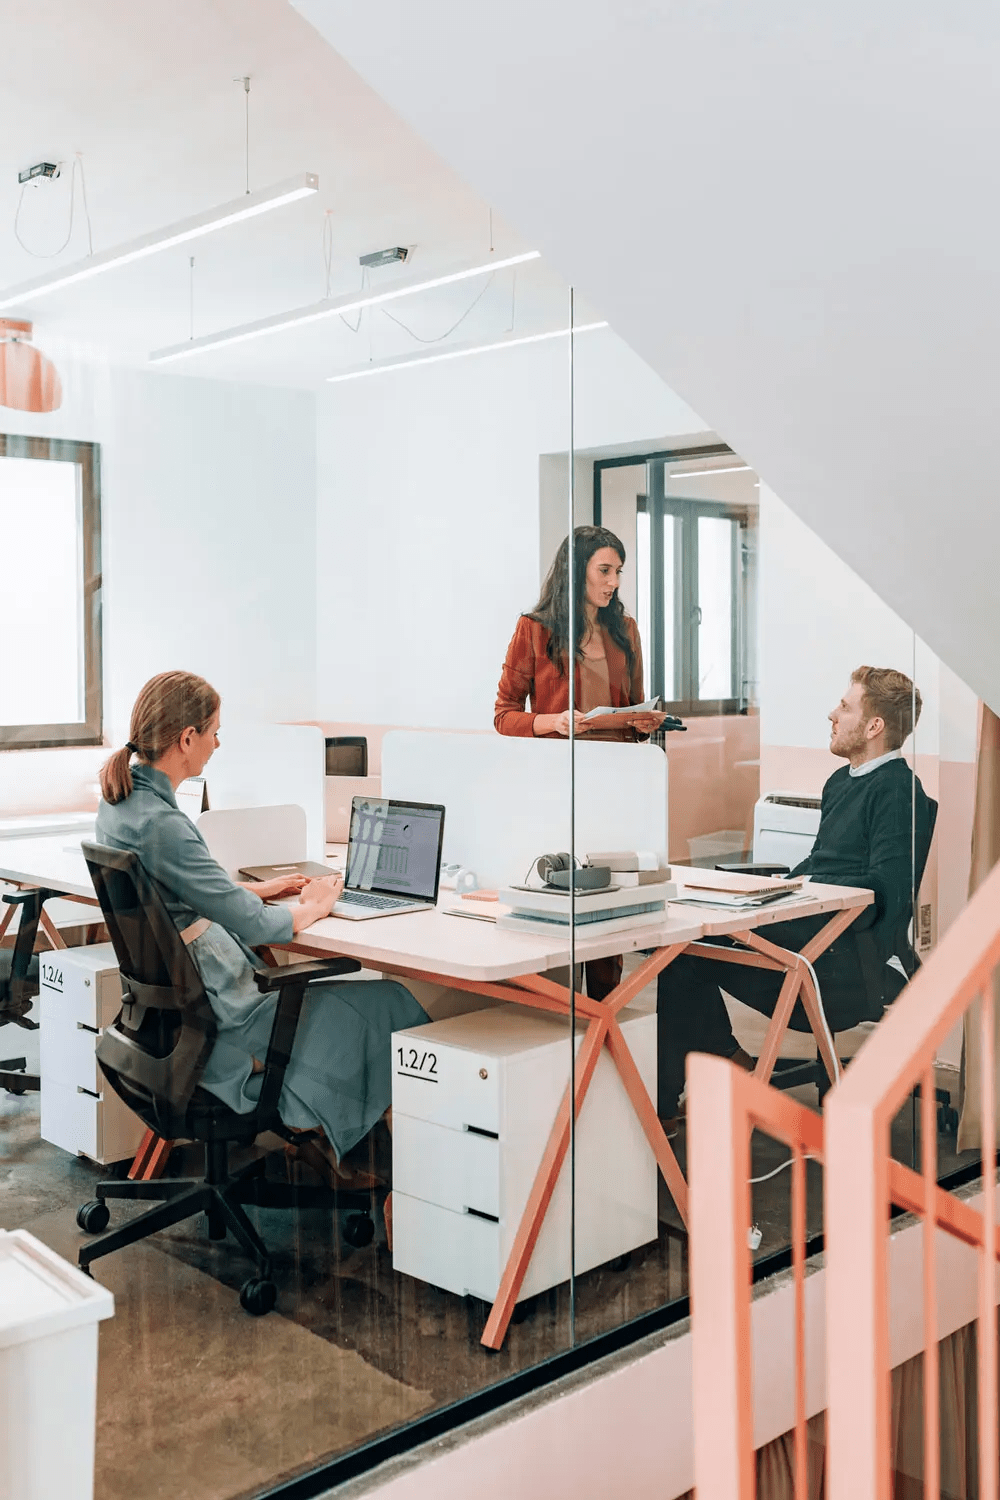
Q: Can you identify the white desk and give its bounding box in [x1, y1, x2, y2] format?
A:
[0, 836, 873, 1348]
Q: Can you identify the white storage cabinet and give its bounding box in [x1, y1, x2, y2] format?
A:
[391, 1003, 657, 1303]
[38, 942, 145, 1165]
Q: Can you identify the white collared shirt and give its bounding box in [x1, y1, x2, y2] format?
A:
[849, 748, 903, 778]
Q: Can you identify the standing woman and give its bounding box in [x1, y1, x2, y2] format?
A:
[96, 671, 428, 1199]
[494, 526, 664, 999]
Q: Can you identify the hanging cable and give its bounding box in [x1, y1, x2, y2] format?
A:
[749, 1152, 821, 1187]
[76, 154, 94, 256]
[14, 159, 77, 258]
[340, 267, 368, 334]
[380, 271, 497, 344]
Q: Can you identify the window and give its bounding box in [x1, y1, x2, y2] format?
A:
[600, 448, 758, 716]
[0, 435, 103, 747]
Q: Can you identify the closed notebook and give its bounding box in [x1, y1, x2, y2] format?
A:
[239, 861, 335, 882]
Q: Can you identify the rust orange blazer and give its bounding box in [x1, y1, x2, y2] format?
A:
[494, 614, 646, 738]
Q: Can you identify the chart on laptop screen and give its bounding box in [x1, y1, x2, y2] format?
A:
[346, 800, 441, 898]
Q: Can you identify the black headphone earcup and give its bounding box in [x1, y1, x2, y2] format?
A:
[536, 851, 572, 883]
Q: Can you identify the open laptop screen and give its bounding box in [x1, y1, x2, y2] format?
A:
[345, 798, 445, 902]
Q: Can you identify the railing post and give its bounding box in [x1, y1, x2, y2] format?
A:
[825, 1091, 891, 1500]
[689, 1052, 755, 1499]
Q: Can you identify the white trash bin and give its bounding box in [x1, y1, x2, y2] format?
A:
[0, 1229, 114, 1500]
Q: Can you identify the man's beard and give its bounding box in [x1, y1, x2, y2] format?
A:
[832, 725, 868, 759]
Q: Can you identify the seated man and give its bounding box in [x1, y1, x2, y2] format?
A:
[657, 665, 932, 1121]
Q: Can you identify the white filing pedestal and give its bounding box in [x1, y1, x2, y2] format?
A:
[391, 1003, 657, 1303]
[38, 943, 145, 1165]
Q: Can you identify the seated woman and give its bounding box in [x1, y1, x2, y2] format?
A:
[96, 670, 428, 1208]
[495, 525, 664, 1000]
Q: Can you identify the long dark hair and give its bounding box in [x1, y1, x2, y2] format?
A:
[528, 525, 635, 675]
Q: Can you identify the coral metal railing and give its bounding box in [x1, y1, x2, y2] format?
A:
[689, 855, 1000, 1500]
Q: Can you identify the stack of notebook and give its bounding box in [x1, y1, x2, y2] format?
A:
[671, 873, 805, 910]
[497, 879, 676, 936]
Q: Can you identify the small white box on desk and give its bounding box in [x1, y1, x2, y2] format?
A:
[391, 1004, 657, 1303]
[38, 943, 145, 1166]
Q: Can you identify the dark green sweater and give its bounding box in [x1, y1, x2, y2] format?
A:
[791, 758, 933, 962]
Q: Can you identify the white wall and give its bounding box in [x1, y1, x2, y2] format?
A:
[1, 339, 317, 746]
[295, 0, 1000, 716]
[758, 483, 977, 766]
[315, 325, 704, 728]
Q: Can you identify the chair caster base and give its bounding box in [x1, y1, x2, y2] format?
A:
[77, 1200, 110, 1234]
[240, 1277, 277, 1316]
[341, 1212, 375, 1249]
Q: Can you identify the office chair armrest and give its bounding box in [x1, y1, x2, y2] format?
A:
[253, 957, 362, 994]
[715, 861, 791, 877]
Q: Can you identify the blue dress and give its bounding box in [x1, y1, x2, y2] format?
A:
[96, 765, 427, 1159]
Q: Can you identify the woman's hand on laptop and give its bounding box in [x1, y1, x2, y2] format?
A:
[292, 874, 344, 933]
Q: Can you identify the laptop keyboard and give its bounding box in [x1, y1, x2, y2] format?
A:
[338, 891, 414, 910]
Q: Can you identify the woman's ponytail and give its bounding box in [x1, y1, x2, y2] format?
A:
[99, 744, 135, 805]
[98, 672, 219, 806]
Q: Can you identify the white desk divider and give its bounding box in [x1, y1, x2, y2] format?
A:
[381, 732, 668, 891]
[203, 724, 325, 860]
[197, 804, 307, 877]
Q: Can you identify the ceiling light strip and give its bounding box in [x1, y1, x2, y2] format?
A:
[148, 250, 542, 363]
[667, 464, 751, 479]
[326, 322, 609, 382]
[0, 174, 320, 313]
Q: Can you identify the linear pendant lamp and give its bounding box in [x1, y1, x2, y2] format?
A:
[326, 320, 609, 382]
[148, 250, 541, 363]
[0, 174, 319, 313]
[667, 463, 750, 479]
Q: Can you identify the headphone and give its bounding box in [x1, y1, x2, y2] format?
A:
[534, 852, 611, 891]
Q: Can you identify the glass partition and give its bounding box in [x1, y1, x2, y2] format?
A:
[2, 143, 981, 1500]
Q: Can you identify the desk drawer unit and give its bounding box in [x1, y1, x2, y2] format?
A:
[38, 942, 145, 1165]
[391, 1003, 657, 1303]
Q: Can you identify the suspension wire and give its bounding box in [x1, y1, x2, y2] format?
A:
[568, 284, 577, 1344]
[234, 75, 251, 194]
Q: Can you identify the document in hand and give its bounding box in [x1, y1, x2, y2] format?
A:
[582, 697, 664, 722]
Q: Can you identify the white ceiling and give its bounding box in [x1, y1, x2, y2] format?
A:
[0, 0, 588, 386]
[291, 0, 1000, 713]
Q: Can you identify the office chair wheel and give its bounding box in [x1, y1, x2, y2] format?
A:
[4, 1082, 27, 1096]
[240, 1277, 277, 1316]
[77, 1200, 110, 1234]
[341, 1212, 375, 1249]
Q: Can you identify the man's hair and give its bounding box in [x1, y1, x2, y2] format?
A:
[851, 665, 922, 751]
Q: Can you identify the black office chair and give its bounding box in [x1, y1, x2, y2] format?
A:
[715, 803, 953, 1123]
[0, 887, 55, 1094]
[74, 841, 377, 1314]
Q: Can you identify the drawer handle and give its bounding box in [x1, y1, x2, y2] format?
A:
[465, 1206, 499, 1224]
[76, 1085, 101, 1099]
[76, 1022, 100, 1035]
[465, 1124, 498, 1140]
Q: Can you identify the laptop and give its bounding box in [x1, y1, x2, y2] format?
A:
[333, 797, 445, 920]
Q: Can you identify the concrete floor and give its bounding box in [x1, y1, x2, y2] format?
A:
[0, 956, 977, 1500]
